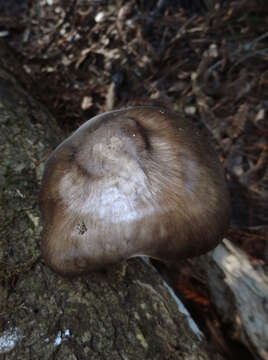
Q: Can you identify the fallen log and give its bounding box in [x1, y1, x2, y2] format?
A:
[0, 39, 212, 360]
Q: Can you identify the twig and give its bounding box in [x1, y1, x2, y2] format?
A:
[208, 31, 268, 73]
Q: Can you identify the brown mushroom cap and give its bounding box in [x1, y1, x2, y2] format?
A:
[40, 106, 231, 276]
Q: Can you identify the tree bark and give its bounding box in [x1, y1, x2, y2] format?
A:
[0, 39, 211, 360]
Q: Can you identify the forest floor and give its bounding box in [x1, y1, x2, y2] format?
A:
[1, 0, 267, 358]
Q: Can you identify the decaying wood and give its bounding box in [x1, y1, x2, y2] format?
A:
[0, 39, 213, 360]
[204, 239, 268, 360]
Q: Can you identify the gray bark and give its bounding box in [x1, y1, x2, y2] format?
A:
[203, 240, 268, 360]
[0, 40, 211, 360]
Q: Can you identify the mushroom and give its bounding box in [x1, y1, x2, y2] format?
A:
[40, 105, 231, 276]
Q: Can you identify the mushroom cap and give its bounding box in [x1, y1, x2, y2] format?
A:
[40, 106, 231, 275]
